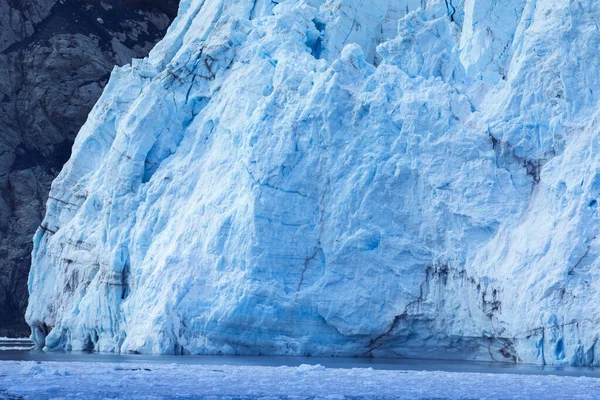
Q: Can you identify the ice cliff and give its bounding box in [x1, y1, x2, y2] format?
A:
[25, 0, 600, 365]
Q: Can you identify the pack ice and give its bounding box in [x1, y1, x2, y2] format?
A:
[25, 0, 600, 365]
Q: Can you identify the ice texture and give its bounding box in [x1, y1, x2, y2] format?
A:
[2, 360, 600, 399]
[25, 0, 600, 365]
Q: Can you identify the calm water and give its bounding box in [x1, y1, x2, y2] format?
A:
[1, 349, 599, 377]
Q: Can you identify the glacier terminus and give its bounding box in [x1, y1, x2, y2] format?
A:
[24, 0, 600, 366]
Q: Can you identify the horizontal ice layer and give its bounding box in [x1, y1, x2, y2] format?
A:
[3, 361, 600, 399]
[26, 0, 600, 365]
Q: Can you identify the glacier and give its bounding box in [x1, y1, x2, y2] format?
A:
[24, 0, 600, 365]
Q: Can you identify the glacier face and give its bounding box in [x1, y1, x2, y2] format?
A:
[25, 0, 600, 365]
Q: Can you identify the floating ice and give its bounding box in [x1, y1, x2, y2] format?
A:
[2, 360, 600, 399]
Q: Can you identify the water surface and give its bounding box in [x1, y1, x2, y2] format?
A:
[1, 350, 598, 378]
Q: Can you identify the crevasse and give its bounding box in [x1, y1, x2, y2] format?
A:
[26, 0, 600, 365]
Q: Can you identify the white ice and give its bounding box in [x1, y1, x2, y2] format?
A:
[1, 360, 600, 399]
[25, 0, 600, 366]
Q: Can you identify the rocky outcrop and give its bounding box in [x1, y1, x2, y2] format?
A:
[0, 0, 178, 336]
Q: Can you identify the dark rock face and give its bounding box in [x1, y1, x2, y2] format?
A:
[0, 0, 178, 337]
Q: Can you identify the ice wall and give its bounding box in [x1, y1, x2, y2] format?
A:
[26, 0, 600, 365]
